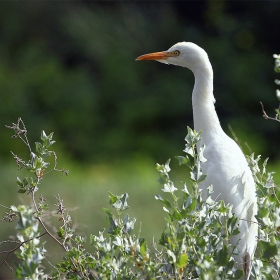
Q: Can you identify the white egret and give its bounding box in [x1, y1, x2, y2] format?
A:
[136, 42, 258, 279]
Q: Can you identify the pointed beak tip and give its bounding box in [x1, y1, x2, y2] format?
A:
[135, 51, 170, 62]
[135, 54, 149, 61]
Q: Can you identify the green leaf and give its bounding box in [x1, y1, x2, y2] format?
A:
[264, 173, 275, 189]
[262, 157, 269, 175]
[161, 182, 177, 193]
[258, 206, 269, 218]
[102, 208, 112, 217]
[41, 130, 47, 141]
[176, 155, 190, 166]
[10, 205, 18, 212]
[184, 196, 197, 211]
[22, 177, 28, 187]
[156, 160, 171, 174]
[185, 127, 202, 145]
[164, 159, 171, 173]
[35, 142, 43, 154]
[259, 240, 278, 258]
[41, 131, 55, 148]
[227, 215, 239, 235]
[218, 200, 228, 213]
[183, 144, 195, 157]
[25, 163, 35, 172]
[140, 238, 147, 257]
[18, 189, 27, 194]
[172, 208, 182, 220]
[233, 269, 244, 279]
[45, 139, 56, 148]
[182, 182, 198, 197]
[16, 177, 23, 187]
[198, 145, 207, 162]
[57, 227, 65, 238]
[166, 249, 176, 263]
[118, 193, 129, 211]
[155, 195, 172, 209]
[108, 192, 118, 205]
[197, 174, 207, 183]
[176, 253, 188, 268]
[216, 245, 230, 266]
[34, 156, 44, 169]
[163, 207, 169, 213]
[123, 214, 136, 233]
[110, 193, 129, 211]
[30, 152, 37, 161]
[190, 163, 206, 183]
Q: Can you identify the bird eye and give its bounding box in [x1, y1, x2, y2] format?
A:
[173, 50, 180, 56]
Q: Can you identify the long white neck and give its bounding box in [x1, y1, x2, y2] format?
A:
[191, 61, 224, 146]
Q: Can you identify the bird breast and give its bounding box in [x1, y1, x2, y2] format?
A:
[199, 133, 257, 213]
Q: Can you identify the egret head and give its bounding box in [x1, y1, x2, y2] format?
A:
[136, 42, 209, 73]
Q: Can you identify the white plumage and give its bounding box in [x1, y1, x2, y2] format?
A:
[136, 42, 258, 279]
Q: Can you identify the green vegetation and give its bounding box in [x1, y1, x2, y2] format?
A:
[0, 121, 280, 279]
[1, 2, 280, 279]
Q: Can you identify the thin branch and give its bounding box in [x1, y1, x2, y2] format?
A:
[31, 190, 67, 251]
[0, 203, 11, 210]
[5, 118, 32, 152]
[0, 240, 20, 246]
[4, 260, 13, 271]
[239, 218, 260, 226]
[260, 102, 280, 123]
[10, 151, 25, 170]
[1, 210, 18, 222]
[44, 151, 58, 176]
[0, 232, 48, 266]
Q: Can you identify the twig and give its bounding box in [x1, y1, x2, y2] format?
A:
[4, 260, 13, 271]
[5, 118, 32, 152]
[31, 190, 67, 251]
[0, 240, 20, 245]
[239, 218, 260, 226]
[260, 102, 280, 123]
[0, 203, 11, 210]
[0, 232, 48, 266]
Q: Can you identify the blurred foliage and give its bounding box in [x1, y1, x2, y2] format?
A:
[0, 1, 280, 164]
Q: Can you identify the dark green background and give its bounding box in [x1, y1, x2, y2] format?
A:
[0, 1, 279, 164]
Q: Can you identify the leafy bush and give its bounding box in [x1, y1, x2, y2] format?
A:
[1, 119, 280, 279]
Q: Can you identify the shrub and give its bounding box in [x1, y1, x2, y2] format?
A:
[0, 119, 280, 279]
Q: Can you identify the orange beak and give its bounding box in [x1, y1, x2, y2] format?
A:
[135, 51, 176, 61]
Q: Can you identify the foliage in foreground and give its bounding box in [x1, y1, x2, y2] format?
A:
[262, 53, 280, 123]
[0, 119, 280, 280]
